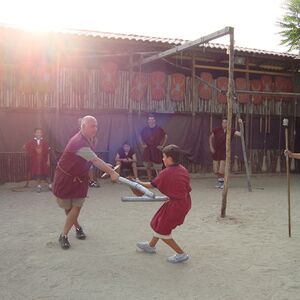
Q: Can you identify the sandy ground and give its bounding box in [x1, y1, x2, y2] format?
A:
[1, 175, 300, 300]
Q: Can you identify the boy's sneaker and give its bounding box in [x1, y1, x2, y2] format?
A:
[48, 184, 52, 190]
[167, 253, 189, 263]
[59, 234, 70, 249]
[136, 241, 156, 253]
[219, 183, 224, 189]
[76, 227, 86, 240]
[215, 182, 222, 188]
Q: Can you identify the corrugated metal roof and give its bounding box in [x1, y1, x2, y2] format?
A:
[0, 24, 298, 59]
[58, 28, 298, 59]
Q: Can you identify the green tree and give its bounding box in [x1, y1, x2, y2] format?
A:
[278, 0, 300, 52]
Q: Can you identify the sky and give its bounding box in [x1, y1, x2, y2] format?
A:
[0, 0, 293, 53]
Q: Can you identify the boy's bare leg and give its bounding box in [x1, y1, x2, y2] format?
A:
[149, 236, 159, 248]
[162, 238, 184, 254]
[63, 207, 81, 235]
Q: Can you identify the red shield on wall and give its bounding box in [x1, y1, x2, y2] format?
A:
[261, 75, 272, 101]
[250, 79, 263, 105]
[150, 71, 166, 101]
[100, 62, 118, 93]
[17, 61, 36, 94]
[274, 76, 293, 102]
[198, 72, 212, 100]
[216, 77, 228, 104]
[71, 69, 89, 95]
[130, 73, 148, 101]
[36, 61, 56, 93]
[170, 73, 185, 101]
[235, 77, 248, 104]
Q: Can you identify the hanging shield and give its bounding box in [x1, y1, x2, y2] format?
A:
[170, 73, 185, 101]
[198, 72, 213, 100]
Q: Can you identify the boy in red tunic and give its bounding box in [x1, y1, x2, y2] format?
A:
[24, 128, 51, 192]
[136, 144, 191, 263]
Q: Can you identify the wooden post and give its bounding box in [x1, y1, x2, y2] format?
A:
[245, 59, 252, 174]
[221, 28, 234, 218]
[191, 54, 196, 117]
[283, 118, 291, 237]
[128, 55, 134, 145]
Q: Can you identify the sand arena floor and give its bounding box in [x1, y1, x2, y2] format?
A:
[1, 175, 300, 300]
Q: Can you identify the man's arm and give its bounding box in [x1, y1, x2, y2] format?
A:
[76, 147, 119, 181]
[209, 133, 215, 153]
[138, 135, 147, 149]
[91, 157, 119, 181]
[285, 150, 300, 160]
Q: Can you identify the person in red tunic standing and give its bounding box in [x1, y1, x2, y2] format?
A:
[52, 115, 119, 250]
[139, 114, 167, 180]
[136, 144, 191, 263]
[209, 117, 242, 189]
[24, 128, 51, 192]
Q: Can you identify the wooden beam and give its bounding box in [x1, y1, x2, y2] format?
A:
[138, 27, 232, 66]
[195, 64, 294, 76]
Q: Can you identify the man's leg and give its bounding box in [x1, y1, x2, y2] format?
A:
[63, 206, 81, 236]
[131, 162, 138, 179]
[64, 208, 81, 229]
[145, 162, 153, 180]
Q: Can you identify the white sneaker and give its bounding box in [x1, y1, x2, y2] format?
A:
[167, 253, 189, 263]
[215, 182, 222, 188]
[48, 184, 52, 190]
[36, 185, 42, 193]
[136, 241, 156, 253]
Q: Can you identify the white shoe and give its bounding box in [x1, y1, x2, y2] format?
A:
[136, 241, 156, 253]
[167, 253, 189, 263]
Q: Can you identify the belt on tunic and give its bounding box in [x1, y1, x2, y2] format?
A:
[58, 164, 83, 183]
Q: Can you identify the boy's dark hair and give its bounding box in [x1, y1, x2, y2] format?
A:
[123, 141, 130, 146]
[148, 113, 156, 119]
[34, 127, 42, 133]
[162, 144, 181, 164]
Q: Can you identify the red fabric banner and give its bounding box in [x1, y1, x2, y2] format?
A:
[170, 73, 185, 102]
[216, 77, 228, 104]
[100, 62, 118, 93]
[235, 77, 248, 104]
[130, 73, 148, 101]
[250, 79, 263, 105]
[150, 71, 166, 101]
[274, 76, 293, 102]
[198, 72, 212, 100]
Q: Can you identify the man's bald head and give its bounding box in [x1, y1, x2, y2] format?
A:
[80, 116, 98, 139]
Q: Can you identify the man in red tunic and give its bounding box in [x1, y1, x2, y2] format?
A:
[139, 114, 167, 180]
[136, 144, 191, 263]
[24, 128, 51, 192]
[209, 117, 242, 189]
[53, 116, 119, 250]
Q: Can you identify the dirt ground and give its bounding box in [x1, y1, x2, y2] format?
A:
[1, 174, 300, 300]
